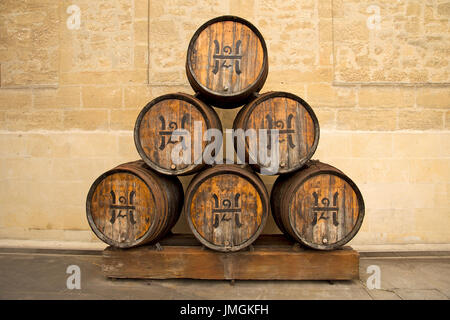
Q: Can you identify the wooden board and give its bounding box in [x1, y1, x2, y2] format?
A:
[102, 234, 359, 280]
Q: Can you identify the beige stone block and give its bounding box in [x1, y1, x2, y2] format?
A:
[337, 109, 397, 131]
[124, 85, 152, 109]
[25, 134, 71, 158]
[149, 86, 193, 98]
[67, 133, 118, 158]
[318, 0, 332, 18]
[261, 76, 306, 97]
[349, 159, 410, 184]
[351, 133, 392, 158]
[0, 89, 32, 110]
[0, 111, 6, 129]
[0, 1, 59, 87]
[60, 71, 147, 85]
[62, 205, 91, 231]
[392, 133, 444, 158]
[437, 3, 450, 16]
[82, 86, 122, 108]
[319, 42, 333, 66]
[410, 159, 450, 184]
[134, 20, 148, 43]
[1, 205, 35, 229]
[416, 87, 450, 109]
[398, 110, 444, 130]
[358, 87, 415, 108]
[0, 133, 29, 157]
[358, 183, 396, 210]
[367, 209, 414, 235]
[34, 86, 81, 109]
[148, 70, 185, 85]
[0, 157, 53, 181]
[229, 0, 255, 20]
[446, 111, 450, 129]
[110, 109, 140, 130]
[315, 132, 352, 159]
[333, 20, 369, 42]
[134, 0, 149, 19]
[414, 208, 450, 242]
[434, 183, 449, 209]
[312, 108, 335, 130]
[134, 45, 148, 69]
[406, 2, 421, 16]
[149, 19, 179, 43]
[63, 109, 109, 130]
[51, 158, 113, 183]
[5, 110, 63, 131]
[319, 19, 332, 42]
[51, 181, 88, 207]
[307, 83, 356, 108]
[118, 134, 139, 158]
[149, 0, 164, 17]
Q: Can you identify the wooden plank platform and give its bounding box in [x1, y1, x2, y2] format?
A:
[102, 234, 359, 280]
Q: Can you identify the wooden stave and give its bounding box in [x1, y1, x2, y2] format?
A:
[232, 91, 320, 175]
[185, 15, 269, 109]
[184, 164, 270, 252]
[133, 93, 223, 176]
[271, 160, 365, 250]
[86, 160, 184, 248]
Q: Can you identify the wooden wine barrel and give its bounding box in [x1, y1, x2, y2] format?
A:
[271, 161, 365, 250]
[86, 160, 184, 248]
[186, 15, 268, 108]
[134, 93, 222, 176]
[233, 91, 320, 174]
[184, 164, 269, 252]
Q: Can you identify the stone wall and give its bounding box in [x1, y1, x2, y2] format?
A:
[0, 0, 449, 246]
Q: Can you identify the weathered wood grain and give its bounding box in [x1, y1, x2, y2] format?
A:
[184, 164, 269, 252]
[271, 161, 365, 250]
[102, 234, 359, 280]
[134, 93, 222, 175]
[186, 16, 268, 108]
[233, 91, 320, 174]
[86, 160, 184, 248]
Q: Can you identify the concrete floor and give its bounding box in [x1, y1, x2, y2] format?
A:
[0, 248, 449, 300]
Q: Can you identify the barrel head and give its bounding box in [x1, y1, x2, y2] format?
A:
[185, 166, 269, 252]
[288, 171, 365, 250]
[86, 171, 157, 248]
[186, 16, 268, 108]
[134, 93, 221, 175]
[235, 92, 319, 174]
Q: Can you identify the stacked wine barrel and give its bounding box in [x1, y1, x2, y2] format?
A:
[86, 15, 364, 253]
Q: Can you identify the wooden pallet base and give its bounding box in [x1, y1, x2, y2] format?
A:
[102, 234, 359, 280]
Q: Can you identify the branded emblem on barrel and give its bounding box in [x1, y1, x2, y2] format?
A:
[109, 190, 137, 225]
[211, 193, 243, 228]
[212, 40, 242, 75]
[158, 114, 190, 150]
[311, 192, 339, 227]
[265, 114, 296, 149]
